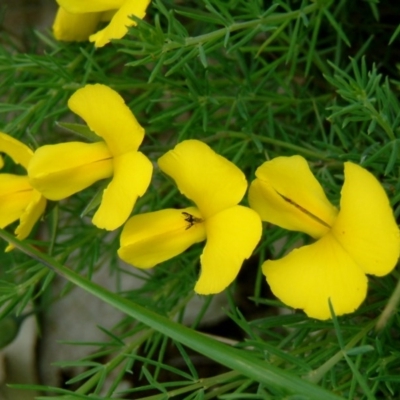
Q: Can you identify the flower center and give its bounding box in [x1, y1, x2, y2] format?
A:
[182, 212, 203, 230]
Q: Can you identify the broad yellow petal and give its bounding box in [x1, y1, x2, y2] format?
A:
[56, 0, 123, 13]
[195, 205, 262, 294]
[89, 0, 150, 47]
[5, 191, 47, 252]
[0, 175, 33, 228]
[0, 132, 33, 169]
[53, 7, 101, 41]
[0, 192, 33, 229]
[0, 174, 31, 197]
[332, 162, 400, 276]
[68, 84, 144, 155]
[158, 140, 247, 219]
[101, 10, 116, 21]
[92, 151, 153, 230]
[28, 141, 113, 200]
[249, 156, 338, 239]
[14, 191, 46, 240]
[118, 207, 206, 268]
[263, 233, 368, 320]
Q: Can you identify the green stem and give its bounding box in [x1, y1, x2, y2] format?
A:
[163, 3, 320, 51]
[304, 319, 376, 384]
[376, 277, 400, 330]
[208, 131, 334, 160]
[139, 371, 242, 400]
[75, 329, 153, 395]
[363, 102, 395, 141]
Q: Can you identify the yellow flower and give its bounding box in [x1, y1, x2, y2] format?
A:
[28, 84, 152, 231]
[0, 132, 46, 251]
[53, 0, 150, 47]
[118, 140, 262, 294]
[249, 155, 400, 320]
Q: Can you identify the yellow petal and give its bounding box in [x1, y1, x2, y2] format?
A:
[118, 207, 206, 268]
[249, 156, 338, 238]
[195, 205, 262, 294]
[263, 233, 368, 320]
[158, 140, 247, 219]
[332, 162, 400, 276]
[0, 175, 33, 228]
[0, 132, 33, 169]
[53, 7, 101, 41]
[101, 10, 116, 21]
[56, 0, 123, 13]
[68, 84, 144, 155]
[92, 151, 153, 230]
[89, 0, 150, 47]
[5, 191, 47, 252]
[14, 191, 46, 240]
[0, 174, 31, 197]
[28, 141, 113, 200]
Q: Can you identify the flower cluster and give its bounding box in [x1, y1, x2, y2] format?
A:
[1, 83, 398, 320]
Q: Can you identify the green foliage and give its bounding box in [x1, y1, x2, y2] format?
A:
[1, 0, 400, 399]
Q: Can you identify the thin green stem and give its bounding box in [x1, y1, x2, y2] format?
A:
[138, 371, 242, 400]
[163, 3, 320, 51]
[376, 277, 400, 330]
[208, 131, 334, 161]
[75, 329, 153, 395]
[304, 319, 376, 384]
[363, 102, 395, 141]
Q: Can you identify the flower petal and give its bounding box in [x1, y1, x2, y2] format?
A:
[0, 132, 33, 169]
[101, 10, 116, 21]
[56, 0, 123, 13]
[14, 191, 46, 240]
[5, 191, 47, 252]
[158, 140, 247, 219]
[195, 205, 262, 294]
[28, 141, 113, 200]
[118, 207, 206, 268]
[92, 151, 153, 230]
[68, 84, 144, 155]
[263, 233, 368, 320]
[332, 162, 400, 276]
[0, 175, 33, 228]
[0, 174, 31, 197]
[89, 0, 150, 47]
[53, 7, 102, 41]
[249, 156, 338, 238]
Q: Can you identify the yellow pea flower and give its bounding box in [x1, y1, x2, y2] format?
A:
[0, 132, 46, 251]
[118, 140, 262, 294]
[249, 155, 400, 320]
[28, 84, 153, 231]
[53, 0, 150, 47]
